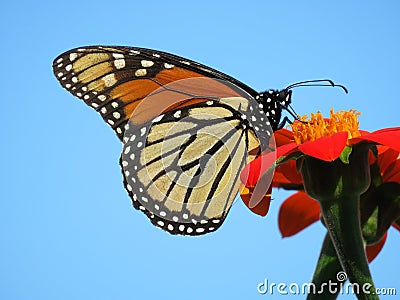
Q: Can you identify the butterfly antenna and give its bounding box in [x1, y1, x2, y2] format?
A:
[286, 79, 348, 94]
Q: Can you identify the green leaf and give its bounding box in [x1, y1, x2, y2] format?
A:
[339, 145, 352, 164]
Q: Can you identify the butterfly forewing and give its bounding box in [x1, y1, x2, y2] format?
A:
[53, 46, 258, 141]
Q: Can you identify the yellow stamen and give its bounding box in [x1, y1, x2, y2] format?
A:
[291, 109, 361, 144]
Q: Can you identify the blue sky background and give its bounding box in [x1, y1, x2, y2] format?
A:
[2, 1, 399, 299]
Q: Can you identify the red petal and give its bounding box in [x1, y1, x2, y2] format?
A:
[368, 149, 377, 165]
[372, 146, 400, 183]
[366, 232, 388, 262]
[275, 160, 303, 185]
[272, 169, 293, 186]
[240, 142, 298, 186]
[278, 191, 321, 237]
[298, 132, 348, 161]
[359, 130, 370, 135]
[275, 128, 295, 146]
[351, 127, 400, 152]
[240, 186, 272, 216]
[392, 222, 400, 232]
[382, 159, 400, 183]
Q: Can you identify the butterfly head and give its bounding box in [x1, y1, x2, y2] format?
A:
[256, 79, 348, 130]
[276, 89, 292, 109]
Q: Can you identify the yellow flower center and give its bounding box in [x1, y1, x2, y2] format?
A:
[291, 109, 361, 144]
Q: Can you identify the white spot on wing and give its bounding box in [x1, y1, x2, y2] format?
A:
[124, 146, 131, 154]
[135, 69, 147, 77]
[69, 53, 78, 61]
[98, 95, 106, 102]
[141, 60, 154, 67]
[114, 59, 125, 69]
[112, 53, 124, 59]
[102, 74, 117, 87]
[152, 115, 164, 123]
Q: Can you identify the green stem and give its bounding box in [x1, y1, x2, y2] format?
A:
[300, 144, 378, 300]
[307, 233, 342, 300]
[321, 194, 377, 300]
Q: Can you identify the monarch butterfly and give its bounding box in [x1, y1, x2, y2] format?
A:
[52, 46, 342, 235]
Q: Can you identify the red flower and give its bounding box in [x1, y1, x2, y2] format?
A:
[246, 130, 400, 262]
[241, 127, 400, 188]
[241, 110, 400, 293]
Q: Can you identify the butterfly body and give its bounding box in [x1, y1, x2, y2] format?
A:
[53, 46, 292, 235]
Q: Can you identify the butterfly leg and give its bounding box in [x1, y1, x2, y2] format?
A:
[277, 116, 292, 129]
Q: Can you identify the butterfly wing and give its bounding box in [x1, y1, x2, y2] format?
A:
[53, 46, 274, 235]
[52, 46, 258, 141]
[120, 96, 272, 235]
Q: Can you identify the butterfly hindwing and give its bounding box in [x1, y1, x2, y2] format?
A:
[120, 97, 270, 235]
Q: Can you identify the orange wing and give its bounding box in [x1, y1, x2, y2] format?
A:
[53, 46, 255, 141]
